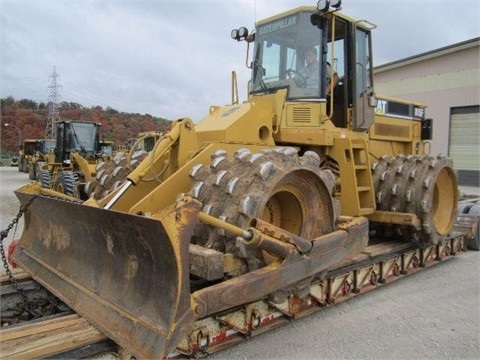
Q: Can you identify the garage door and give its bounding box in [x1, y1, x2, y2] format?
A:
[449, 106, 480, 187]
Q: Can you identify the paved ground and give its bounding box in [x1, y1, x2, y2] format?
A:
[0, 166, 31, 276]
[1, 167, 479, 359]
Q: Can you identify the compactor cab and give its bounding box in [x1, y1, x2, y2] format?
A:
[99, 140, 114, 160]
[13, 3, 459, 358]
[237, 3, 376, 131]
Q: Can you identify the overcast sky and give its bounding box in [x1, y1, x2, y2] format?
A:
[1, 0, 479, 121]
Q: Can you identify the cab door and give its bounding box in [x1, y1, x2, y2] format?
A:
[352, 25, 375, 131]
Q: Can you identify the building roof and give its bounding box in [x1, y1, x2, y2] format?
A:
[374, 37, 479, 73]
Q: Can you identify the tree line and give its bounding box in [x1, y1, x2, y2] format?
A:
[1, 96, 172, 154]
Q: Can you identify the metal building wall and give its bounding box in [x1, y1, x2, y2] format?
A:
[373, 39, 479, 158]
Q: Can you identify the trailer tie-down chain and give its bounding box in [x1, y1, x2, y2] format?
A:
[1, 193, 40, 318]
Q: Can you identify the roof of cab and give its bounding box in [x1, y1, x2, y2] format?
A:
[255, 6, 371, 31]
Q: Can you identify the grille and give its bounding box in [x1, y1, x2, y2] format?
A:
[292, 107, 311, 123]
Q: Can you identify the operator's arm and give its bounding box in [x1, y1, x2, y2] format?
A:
[326, 63, 339, 95]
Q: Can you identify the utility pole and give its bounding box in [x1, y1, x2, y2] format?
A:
[45, 66, 61, 139]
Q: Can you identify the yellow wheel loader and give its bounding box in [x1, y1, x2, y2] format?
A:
[27, 138, 56, 180]
[18, 139, 37, 173]
[12, 3, 460, 358]
[36, 120, 111, 199]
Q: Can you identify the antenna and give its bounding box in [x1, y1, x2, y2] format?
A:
[45, 66, 62, 139]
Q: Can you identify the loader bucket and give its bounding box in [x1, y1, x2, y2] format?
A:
[12, 191, 200, 359]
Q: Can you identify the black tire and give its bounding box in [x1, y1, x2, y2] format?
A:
[54, 171, 80, 197]
[188, 147, 336, 274]
[467, 203, 480, 251]
[28, 162, 36, 180]
[39, 170, 52, 189]
[372, 154, 458, 244]
[35, 162, 45, 181]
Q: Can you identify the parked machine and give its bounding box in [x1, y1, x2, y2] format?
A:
[12, 3, 473, 359]
[84, 130, 163, 200]
[17, 139, 37, 173]
[36, 120, 110, 199]
[26, 138, 56, 180]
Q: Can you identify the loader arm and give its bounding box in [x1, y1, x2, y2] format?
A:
[95, 118, 200, 211]
[70, 152, 95, 182]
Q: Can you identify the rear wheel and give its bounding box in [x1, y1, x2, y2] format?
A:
[189, 147, 336, 274]
[28, 161, 36, 180]
[372, 154, 458, 244]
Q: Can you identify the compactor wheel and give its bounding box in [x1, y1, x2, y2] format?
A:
[54, 171, 80, 198]
[372, 154, 458, 244]
[188, 147, 336, 273]
[84, 150, 148, 200]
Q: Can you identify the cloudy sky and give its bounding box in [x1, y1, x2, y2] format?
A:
[1, 0, 479, 121]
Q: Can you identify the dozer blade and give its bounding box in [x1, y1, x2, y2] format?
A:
[12, 191, 200, 359]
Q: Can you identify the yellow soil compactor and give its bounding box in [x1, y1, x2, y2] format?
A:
[11, 2, 473, 358]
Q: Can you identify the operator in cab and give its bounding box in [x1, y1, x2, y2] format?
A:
[299, 47, 339, 96]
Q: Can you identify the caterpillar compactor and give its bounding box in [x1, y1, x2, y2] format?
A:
[12, 2, 460, 358]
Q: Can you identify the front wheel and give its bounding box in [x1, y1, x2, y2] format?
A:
[54, 171, 80, 198]
[35, 162, 46, 181]
[28, 162, 36, 180]
[188, 147, 337, 274]
[39, 170, 52, 189]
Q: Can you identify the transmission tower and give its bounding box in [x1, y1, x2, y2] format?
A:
[45, 66, 62, 139]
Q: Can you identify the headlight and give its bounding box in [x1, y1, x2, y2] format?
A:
[231, 27, 249, 41]
[317, 0, 329, 12]
[331, 0, 342, 9]
[238, 27, 248, 38]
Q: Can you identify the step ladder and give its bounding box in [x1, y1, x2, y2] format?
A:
[329, 138, 375, 216]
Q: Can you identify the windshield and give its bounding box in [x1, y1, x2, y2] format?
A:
[39, 139, 56, 153]
[24, 142, 37, 155]
[69, 122, 98, 152]
[100, 144, 113, 155]
[251, 10, 325, 99]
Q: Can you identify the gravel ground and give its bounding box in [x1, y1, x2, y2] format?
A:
[1, 166, 479, 359]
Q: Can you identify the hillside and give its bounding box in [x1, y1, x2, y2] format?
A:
[0, 96, 172, 153]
